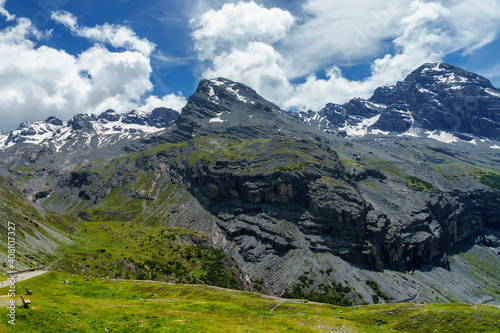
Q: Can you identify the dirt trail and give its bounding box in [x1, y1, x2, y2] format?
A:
[0, 270, 47, 289]
[0, 270, 47, 307]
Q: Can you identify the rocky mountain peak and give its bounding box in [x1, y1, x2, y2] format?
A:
[98, 109, 120, 123]
[373, 63, 493, 102]
[300, 62, 500, 142]
[121, 110, 149, 126]
[164, 76, 342, 145]
[68, 114, 94, 131]
[45, 116, 64, 126]
[197, 77, 263, 106]
[149, 107, 179, 127]
[0, 107, 179, 156]
[165, 77, 307, 142]
[412, 62, 492, 87]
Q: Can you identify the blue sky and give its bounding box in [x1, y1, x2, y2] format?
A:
[0, 0, 500, 130]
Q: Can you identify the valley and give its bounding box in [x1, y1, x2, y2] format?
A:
[0, 62, 499, 331]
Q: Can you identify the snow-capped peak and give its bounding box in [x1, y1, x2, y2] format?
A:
[0, 108, 179, 151]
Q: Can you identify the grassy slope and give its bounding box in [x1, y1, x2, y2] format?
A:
[0, 176, 76, 272]
[0, 272, 499, 332]
[53, 221, 242, 290]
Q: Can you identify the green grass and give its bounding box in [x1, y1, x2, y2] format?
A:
[365, 161, 437, 192]
[54, 221, 242, 290]
[321, 176, 350, 190]
[478, 171, 500, 190]
[368, 161, 405, 177]
[405, 176, 436, 192]
[1, 272, 499, 332]
[366, 280, 391, 304]
[432, 162, 500, 190]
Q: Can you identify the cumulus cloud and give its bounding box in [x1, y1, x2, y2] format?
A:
[141, 93, 187, 113]
[52, 10, 156, 57]
[0, 15, 184, 130]
[0, 0, 15, 21]
[191, 1, 293, 60]
[192, 0, 500, 111]
[0, 19, 89, 129]
[282, 0, 412, 78]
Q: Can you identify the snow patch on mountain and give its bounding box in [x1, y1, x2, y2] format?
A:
[0, 108, 179, 151]
[485, 88, 500, 98]
[209, 112, 226, 123]
[425, 130, 459, 144]
[341, 114, 381, 137]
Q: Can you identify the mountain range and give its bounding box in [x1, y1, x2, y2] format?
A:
[0, 62, 499, 305]
[298, 63, 500, 142]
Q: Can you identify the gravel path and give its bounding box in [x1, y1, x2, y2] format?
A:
[0, 270, 47, 289]
[0, 270, 46, 307]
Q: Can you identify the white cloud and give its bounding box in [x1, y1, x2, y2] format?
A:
[282, 0, 412, 78]
[0, 0, 15, 21]
[52, 10, 156, 57]
[49, 10, 77, 30]
[192, 0, 500, 111]
[0, 19, 90, 129]
[78, 45, 154, 107]
[447, 0, 500, 54]
[191, 1, 294, 60]
[141, 93, 187, 113]
[0, 16, 184, 130]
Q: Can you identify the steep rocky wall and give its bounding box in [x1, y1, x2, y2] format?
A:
[363, 180, 500, 272]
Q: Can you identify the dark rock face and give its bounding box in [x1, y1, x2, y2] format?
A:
[360, 179, 500, 272]
[174, 139, 373, 266]
[69, 114, 94, 131]
[149, 107, 179, 128]
[299, 63, 500, 139]
[121, 110, 148, 126]
[371, 63, 500, 138]
[45, 116, 64, 126]
[58, 171, 110, 204]
[98, 109, 121, 122]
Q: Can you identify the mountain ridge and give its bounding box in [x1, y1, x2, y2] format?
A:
[1, 62, 499, 155]
[0, 107, 179, 151]
[297, 62, 500, 143]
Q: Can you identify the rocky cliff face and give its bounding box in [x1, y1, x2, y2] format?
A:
[365, 189, 500, 272]
[168, 137, 377, 267]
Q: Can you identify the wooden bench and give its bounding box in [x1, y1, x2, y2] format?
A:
[20, 295, 31, 309]
[25, 287, 32, 295]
